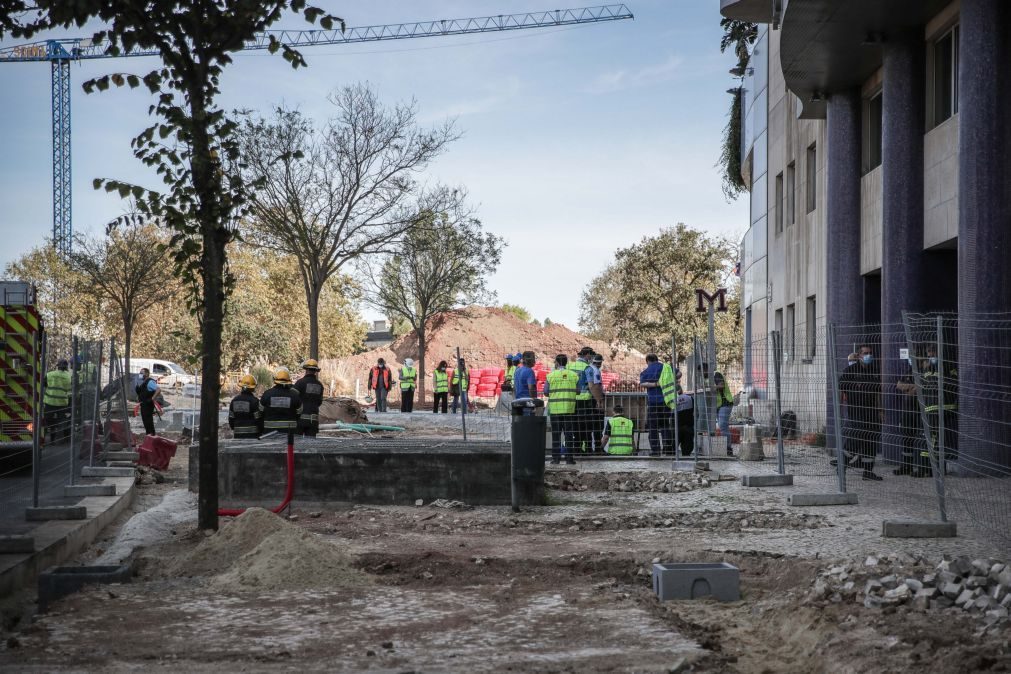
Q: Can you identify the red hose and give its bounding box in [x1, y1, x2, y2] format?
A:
[218, 436, 295, 517]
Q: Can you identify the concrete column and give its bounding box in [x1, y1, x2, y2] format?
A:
[825, 90, 863, 448]
[958, 0, 1011, 471]
[880, 36, 927, 464]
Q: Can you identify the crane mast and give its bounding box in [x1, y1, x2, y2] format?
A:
[0, 5, 633, 255]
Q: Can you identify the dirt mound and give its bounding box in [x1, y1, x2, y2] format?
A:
[334, 306, 644, 386]
[213, 526, 368, 592]
[318, 397, 367, 424]
[546, 470, 712, 493]
[170, 507, 288, 577]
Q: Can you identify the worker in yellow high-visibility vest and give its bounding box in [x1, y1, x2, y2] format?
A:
[44, 359, 72, 443]
[601, 404, 635, 455]
[400, 358, 417, 413]
[432, 361, 449, 414]
[544, 354, 578, 465]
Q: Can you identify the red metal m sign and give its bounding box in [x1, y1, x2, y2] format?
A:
[695, 288, 728, 313]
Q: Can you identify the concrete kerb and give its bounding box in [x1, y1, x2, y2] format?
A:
[0, 476, 135, 598]
[882, 520, 958, 538]
[788, 492, 859, 506]
[741, 474, 795, 487]
[64, 484, 117, 497]
[25, 507, 87, 521]
[82, 466, 134, 478]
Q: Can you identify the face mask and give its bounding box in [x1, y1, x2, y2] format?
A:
[862, 355, 873, 365]
[929, 357, 938, 366]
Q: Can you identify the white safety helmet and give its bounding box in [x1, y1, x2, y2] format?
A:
[404, 358, 414, 367]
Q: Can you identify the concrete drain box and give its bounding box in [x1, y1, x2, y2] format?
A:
[38, 565, 131, 612]
[652, 562, 740, 602]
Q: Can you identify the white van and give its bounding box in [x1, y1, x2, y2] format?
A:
[121, 358, 196, 389]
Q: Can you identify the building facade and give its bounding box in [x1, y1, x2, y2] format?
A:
[723, 0, 1011, 467]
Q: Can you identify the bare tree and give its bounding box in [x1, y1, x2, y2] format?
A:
[369, 189, 503, 402]
[70, 223, 174, 376]
[240, 83, 458, 358]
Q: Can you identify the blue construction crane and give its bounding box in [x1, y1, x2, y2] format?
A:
[0, 5, 633, 256]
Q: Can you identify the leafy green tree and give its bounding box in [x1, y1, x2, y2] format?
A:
[30, 0, 343, 531]
[369, 192, 503, 400]
[239, 86, 457, 359]
[543, 317, 554, 327]
[501, 303, 532, 323]
[579, 223, 741, 358]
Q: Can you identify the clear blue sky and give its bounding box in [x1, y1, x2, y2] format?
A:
[0, 1, 747, 330]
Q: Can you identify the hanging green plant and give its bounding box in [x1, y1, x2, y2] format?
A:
[719, 87, 747, 201]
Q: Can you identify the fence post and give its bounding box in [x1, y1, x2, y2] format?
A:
[32, 331, 46, 509]
[902, 313, 947, 522]
[935, 314, 948, 521]
[88, 341, 103, 467]
[69, 336, 78, 487]
[457, 347, 467, 442]
[826, 324, 847, 493]
[670, 334, 680, 461]
[771, 330, 786, 475]
[103, 338, 116, 448]
[117, 355, 134, 452]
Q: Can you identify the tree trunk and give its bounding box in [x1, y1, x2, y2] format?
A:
[122, 314, 132, 386]
[197, 228, 226, 531]
[307, 283, 321, 360]
[417, 328, 426, 405]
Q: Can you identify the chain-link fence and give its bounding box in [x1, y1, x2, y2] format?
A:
[731, 317, 1011, 543]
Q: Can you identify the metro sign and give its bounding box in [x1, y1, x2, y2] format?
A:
[695, 288, 728, 313]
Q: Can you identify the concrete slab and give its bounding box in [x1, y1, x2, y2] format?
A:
[653, 562, 740, 601]
[882, 520, 957, 538]
[81, 466, 134, 478]
[64, 484, 116, 497]
[38, 564, 131, 612]
[25, 506, 87, 521]
[103, 451, 139, 462]
[104, 442, 124, 452]
[741, 474, 794, 487]
[788, 492, 858, 506]
[107, 461, 136, 468]
[0, 536, 34, 554]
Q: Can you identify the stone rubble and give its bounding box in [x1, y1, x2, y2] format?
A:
[545, 470, 712, 494]
[811, 555, 1011, 633]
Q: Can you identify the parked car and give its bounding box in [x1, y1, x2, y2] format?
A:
[120, 358, 196, 389]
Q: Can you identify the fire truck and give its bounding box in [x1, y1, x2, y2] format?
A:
[0, 282, 42, 461]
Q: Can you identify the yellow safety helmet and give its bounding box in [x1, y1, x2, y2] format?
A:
[302, 359, 320, 371]
[239, 374, 257, 390]
[273, 368, 292, 385]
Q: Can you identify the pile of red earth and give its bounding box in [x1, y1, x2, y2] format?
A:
[335, 306, 644, 400]
[318, 397, 368, 424]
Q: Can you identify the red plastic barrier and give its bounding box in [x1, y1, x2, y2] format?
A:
[106, 419, 134, 446]
[218, 439, 294, 517]
[136, 434, 178, 471]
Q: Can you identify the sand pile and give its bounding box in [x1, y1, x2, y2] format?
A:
[318, 397, 367, 424]
[169, 508, 367, 592]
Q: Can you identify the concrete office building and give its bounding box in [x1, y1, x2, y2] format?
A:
[722, 0, 1011, 468]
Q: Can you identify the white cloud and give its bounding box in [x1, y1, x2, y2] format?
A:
[583, 54, 685, 95]
[420, 76, 522, 122]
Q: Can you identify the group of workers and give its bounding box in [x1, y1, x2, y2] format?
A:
[367, 356, 473, 414]
[42, 356, 102, 444]
[227, 360, 325, 439]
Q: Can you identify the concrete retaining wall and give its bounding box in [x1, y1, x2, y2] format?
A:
[189, 438, 537, 507]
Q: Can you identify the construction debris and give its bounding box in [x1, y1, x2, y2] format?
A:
[317, 397, 368, 424]
[545, 470, 712, 493]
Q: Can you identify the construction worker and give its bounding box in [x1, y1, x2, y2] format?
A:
[135, 367, 160, 436]
[501, 354, 516, 393]
[569, 347, 593, 453]
[639, 353, 671, 456]
[229, 374, 262, 439]
[43, 359, 72, 443]
[675, 376, 695, 457]
[368, 358, 393, 413]
[585, 353, 605, 453]
[602, 404, 634, 455]
[714, 372, 734, 457]
[260, 368, 302, 434]
[513, 351, 538, 400]
[399, 358, 417, 413]
[294, 359, 324, 437]
[497, 353, 518, 414]
[433, 361, 449, 413]
[544, 354, 578, 465]
[917, 346, 958, 478]
[451, 359, 470, 414]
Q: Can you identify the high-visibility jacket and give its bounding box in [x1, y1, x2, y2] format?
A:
[44, 369, 71, 407]
[451, 369, 469, 391]
[369, 366, 391, 391]
[659, 363, 677, 409]
[568, 359, 591, 401]
[503, 365, 516, 391]
[294, 373, 324, 424]
[260, 384, 302, 431]
[607, 416, 634, 455]
[716, 385, 734, 408]
[400, 366, 417, 390]
[433, 370, 449, 394]
[545, 369, 578, 415]
[229, 391, 262, 437]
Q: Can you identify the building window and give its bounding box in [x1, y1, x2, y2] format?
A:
[785, 304, 796, 361]
[930, 25, 959, 128]
[805, 144, 817, 213]
[775, 172, 784, 234]
[862, 93, 882, 174]
[805, 295, 817, 360]
[785, 162, 796, 225]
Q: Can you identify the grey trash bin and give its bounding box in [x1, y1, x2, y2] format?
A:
[510, 398, 546, 511]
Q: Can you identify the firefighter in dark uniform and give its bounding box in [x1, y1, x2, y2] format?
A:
[228, 374, 262, 439]
[294, 359, 324, 437]
[917, 346, 958, 477]
[135, 367, 160, 436]
[260, 368, 301, 435]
